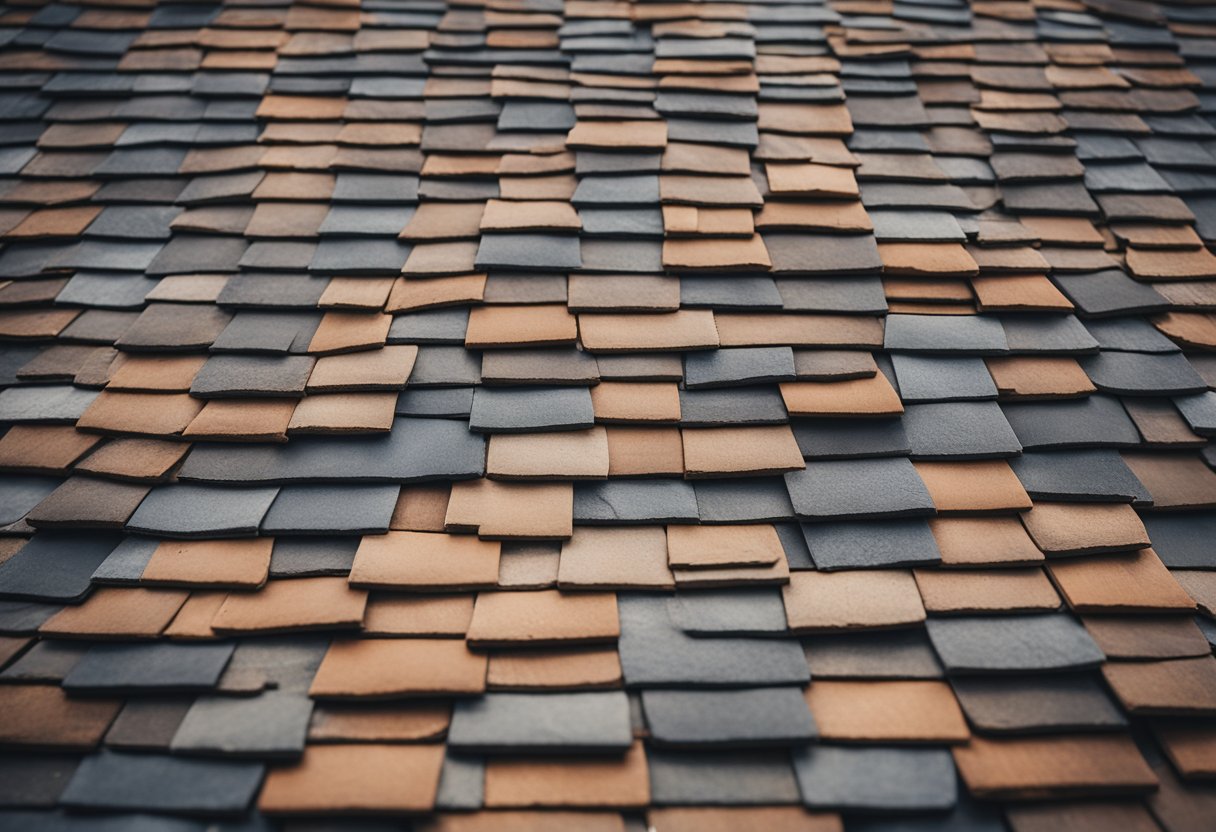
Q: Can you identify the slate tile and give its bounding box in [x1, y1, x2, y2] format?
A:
[667, 588, 789, 635]
[1008, 450, 1149, 503]
[469, 386, 594, 433]
[1001, 396, 1140, 449]
[785, 459, 934, 521]
[791, 746, 957, 812]
[951, 674, 1126, 734]
[574, 480, 700, 525]
[679, 388, 789, 426]
[60, 750, 262, 815]
[1000, 315, 1099, 355]
[0, 477, 59, 526]
[683, 347, 796, 390]
[642, 688, 816, 748]
[269, 538, 359, 578]
[1141, 514, 1216, 569]
[903, 402, 1022, 459]
[802, 520, 940, 571]
[925, 614, 1106, 674]
[0, 533, 119, 603]
[63, 642, 235, 693]
[890, 355, 997, 402]
[792, 417, 910, 459]
[126, 484, 280, 538]
[1080, 351, 1206, 395]
[261, 485, 398, 536]
[884, 314, 1008, 354]
[804, 629, 944, 680]
[647, 750, 802, 805]
[448, 692, 631, 753]
[952, 735, 1156, 800]
[170, 691, 313, 759]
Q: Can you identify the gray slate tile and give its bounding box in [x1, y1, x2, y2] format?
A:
[925, 614, 1105, 674]
[785, 458, 934, 521]
[92, 536, 158, 585]
[884, 314, 1008, 354]
[170, 691, 313, 758]
[903, 402, 1022, 459]
[190, 355, 315, 398]
[1009, 450, 1148, 503]
[469, 386, 595, 433]
[642, 688, 817, 747]
[950, 674, 1126, 733]
[448, 692, 632, 753]
[693, 479, 797, 523]
[890, 355, 997, 402]
[1080, 351, 1206, 395]
[678, 388, 788, 426]
[1001, 396, 1140, 449]
[803, 630, 944, 679]
[1000, 315, 1099, 355]
[64, 642, 235, 693]
[667, 588, 789, 635]
[683, 347, 796, 390]
[575, 480, 700, 524]
[802, 519, 940, 571]
[647, 750, 802, 805]
[269, 538, 360, 577]
[59, 750, 262, 815]
[1140, 514, 1216, 569]
[791, 746, 957, 812]
[126, 484, 280, 538]
[261, 485, 398, 536]
[792, 418, 910, 459]
[0, 533, 119, 603]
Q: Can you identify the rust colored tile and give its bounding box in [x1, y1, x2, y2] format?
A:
[183, 400, 297, 443]
[0, 425, 101, 473]
[605, 427, 685, 477]
[1102, 658, 1216, 716]
[567, 275, 680, 313]
[6, 205, 101, 239]
[879, 243, 980, 277]
[308, 312, 391, 355]
[0, 309, 80, 339]
[766, 163, 858, 197]
[386, 274, 486, 312]
[391, 485, 451, 532]
[466, 305, 578, 349]
[419, 811, 626, 832]
[783, 570, 926, 633]
[77, 392, 204, 438]
[567, 120, 667, 150]
[913, 568, 1060, 614]
[484, 740, 650, 808]
[667, 524, 784, 569]
[662, 236, 772, 271]
[1020, 502, 1150, 556]
[780, 374, 903, 417]
[309, 638, 487, 699]
[480, 199, 580, 233]
[308, 701, 451, 744]
[107, 355, 207, 393]
[163, 591, 228, 640]
[259, 744, 445, 814]
[649, 808, 841, 832]
[349, 531, 501, 590]
[141, 538, 273, 589]
[306, 345, 418, 392]
[0, 685, 120, 750]
[806, 681, 969, 743]
[1155, 723, 1216, 779]
[210, 577, 368, 635]
[446, 479, 574, 540]
[39, 588, 188, 640]
[362, 593, 474, 637]
[953, 735, 1156, 799]
[1083, 615, 1212, 661]
[579, 311, 719, 353]
[401, 202, 486, 241]
[25, 476, 149, 529]
[715, 314, 882, 348]
[319, 276, 396, 311]
[467, 590, 619, 647]
[287, 392, 396, 434]
[487, 647, 622, 691]
[558, 527, 674, 590]
[973, 274, 1072, 312]
[1048, 549, 1195, 613]
[487, 428, 610, 480]
[1121, 452, 1216, 509]
[685, 425, 807, 476]
[591, 382, 681, 424]
[985, 356, 1095, 399]
[912, 460, 1032, 513]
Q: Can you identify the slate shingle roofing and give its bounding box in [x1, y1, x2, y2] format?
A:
[0, 0, 1215, 828]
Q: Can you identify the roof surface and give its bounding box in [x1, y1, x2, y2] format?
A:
[0, 0, 1215, 829]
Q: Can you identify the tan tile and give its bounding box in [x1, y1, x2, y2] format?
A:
[39, 588, 188, 640]
[106, 355, 207, 392]
[210, 578, 368, 635]
[466, 305, 578, 349]
[403, 244, 479, 278]
[446, 480, 574, 540]
[1127, 246, 1216, 280]
[0, 685, 120, 750]
[567, 275, 680, 313]
[484, 740, 650, 808]
[1174, 570, 1216, 616]
[362, 593, 474, 637]
[163, 591, 228, 640]
[912, 461, 1031, 512]
[308, 701, 451, 743]
[1104, 656, 1216, 715]
[467, 590, 619, 648]
[590, 382, 680, 423]
[259, 744, 445, 813]
[1047, 549, 1195, 613]
[318, 276, 396, 310]
[287, 392, 396, 434]
[306, 345, 418, 392]
[973, 274, 1072, 312]
[953, 735, 1156, 799]
[558, 527, 674, 590]
[682, 425, 805, 478]
[879, 243, 979, 277]
[5, 205, 102, 239]
[498, 543, 560, 589]
[716, 314, 883, 348]
[183, 400, 297, 443]
[73, 438, 189, 482]
[648, 808, 840, 832]
[567, 120, 667, 150]
[780, 374, 902, 417]
[662, 206, 754, 238]
[480, 199, 580, 232]
[401, 202, 486, 241]
[1020, 502, 1150, 556]
[985, 356, 1095, 399]
[256, 95, 346, 120]
[662, 236, 771, 271]
[1121, 452, 1216, 509]
[605, 427, 685, 477]
[487, 428, 610, 480]
[783, 570, 926, 632]
[913, 568, 1060, 614]
[0, 426, 101, 474]
[755, 200, 872, 232]
[390, 485, 450, 532]
[350, 531, 501, 590]
[1154, 722, 1216, 779]
[758, 103, 853, 136]
[671, 549, 790, 589]
[308, 312, 391, 355]
[807, 681, 969, 743]
[487, 647, 623, 691]
[765, 163, 858, 197]
[309, 638, 487, 698]
[661, 142, 751, 175]
[77, 392, 204, 438]
[386, 274, 486, 311]
[666, 524, 783, 569]
[660, 175, 763, 208]
[579, 311, 719, 352]
[141, 538, 273, 589]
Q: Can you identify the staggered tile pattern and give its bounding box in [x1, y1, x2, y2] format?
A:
[0, 0, 1215, 828]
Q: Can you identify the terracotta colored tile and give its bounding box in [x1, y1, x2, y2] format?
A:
[0, 425, 101, 473]
[985, 356, 1095, 399]
[912, 461, 1031, 512]
[605, 427, 685, 477]
[319, 276, 396, 311]
[107, 355, 207, 393]
[141, 538, 273, 589]
[259, 744, 445, 814]
[766, 163, 858, 197]
[210, 577, 368, 635]
[391, 485, 451, 532]
[649, 808, 841, 832]
[306, 345, 418, 392]
[77, 392, 204, 438]
[558, 527, 674, 590]
[1154, 722, 1216, 779]
[487, 428, 610, 480]
[878, 243, 979, 277]
[780, 374, 903, 417]
[401, 203, 486, 241]
[1152, 311, 1216, 351]
[309, 638, 487, 699]
[362, 594, 474, 637]
[666, 524, 783, 569]
[715, 314, 883, 348]
[487, 647, 623, 691]
[783, 570, 926, 633]
[1121, 452, 1216, 509]
[419, 811, 627, 832]
[662, 236, 772, 271]
[913, 568, 1060, 614]
[1020, 502, 1150, 556]
[567, 120, 667, 150]
[466, 305, 578, 349]
[467, 590, 619, 648]
[39, 588, 188, 639]
[1048, 548, 1195, 613]
[183, 400, 296, 443]
[0, 684, 120, 750]
[287, 392, 396, 434]
[481, 199, 580, 233]
[163, 591, 228, 640]
[309, 701, 451, 744]
[308, 312, 391, 356]
[386, 274, 486, 312]
[953, 735, 1156, 799]
[484, 739, 650, 808]
[591, 382, 681, 424]
[1103, 657, 1216, 716]
[446, 479, 574, 540]
[806, 681, 969, 743]
[579, 311, 719, 353]
[350, 531, 501, 590]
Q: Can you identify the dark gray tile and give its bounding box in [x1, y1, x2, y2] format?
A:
[469, 386, 594, 433]
[261, 485, 398, 536]
[575, 480, 700, 524]
[0, 756, 80, 809]
[667, 588, 789, 635]
[0, 640, 88, 683]
[311, 238, 411, 275]
[190, 355, 314, 398]
[679, 388, 788, 426]
[1008, 450, 1148, 503]
[792, 418, 910, 459]
[785, 458, 934, 521]
[680, 277, 782, 309]
[1083, 318, 1179, 354]
[1001, 396, 1139, 449]
[64, 642, 235, 693]
[890, 355, 997, 402]
[269, 537, 359, 577]
[210, 312, 320, 355]
[1080, 351, 1206, 395]
[803, 630, 944, 680]
[693, 479, 797, 523]
[407, 346, 480, 386]
[0, 533, 119, 603]
[642, 688, 816, 747]
[59, 750, 262, 815]
[1000, 315, 1099, 355]
[870, 210, 966, 242]
[950, 674, 1126, 733]
[116, 303, 232, 352]
[387, 308, 469, 345]
[903, 402, 1022, 459]
[884, 314, 1007, 354]
[0, 477, 59, 526]
[448, 692, 631, 753]
[474, 233, 581, 271]
[92, 536, 158, 585]
[802, 519, 940, 571]
[765, 232, 883, 275]
[1140, 514, 1216, 569]
[396, 387, 475, 419]
[775, 277, 888, 314]
[683, 348, 796, 390]
[126, 484, 280, 538]
[925, 614, 1105, 674]
[170, 691, 313, 759]
[648, 750, 802, 805]
[791, 746, 957, 812]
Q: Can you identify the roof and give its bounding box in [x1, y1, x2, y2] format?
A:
[0, 0, 1215, 828]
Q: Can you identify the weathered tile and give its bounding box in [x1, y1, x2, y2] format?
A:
[643, 688, 816, 747]
[449, 692, 631, 753]
[925, 614, 1105, 674]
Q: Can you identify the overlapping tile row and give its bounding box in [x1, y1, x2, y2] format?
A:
[0, 0, 1214, 828]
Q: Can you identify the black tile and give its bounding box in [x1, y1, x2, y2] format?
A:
[802, 519, 940, 571]
[643, 688, 816, 747]
[785, 458, 934, 521]
[448, 692, 631, 753]
[791, 746, 957, 812]
[64, 642, 235, 693]
[925, 614, 1105, 674]
[59, 750, 262, 815]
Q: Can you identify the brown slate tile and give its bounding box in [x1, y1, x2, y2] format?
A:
[107, 355, 208, 393]
[0, 309, 81, 339]
[362, 594, 474, 637]
[973, 274, 1072, 312]
[5, 206, 102, 239]
[912, 461, 1032, 513]
[487, 647, 623, 691]
[1047, 549, 1195, 614]
[306, 345, 418, 392]
[401, 202, 486, 241]
[480, 199, 580, 233]
[878, 243, 980, 277]
[308, 702, 452, 744]
[319, 276, 396, 311]
[308, 312, 391, 356]
[484, 740, 650, 808]
[682, 426, 804, 478]
[985, 356, 1095, 399]
[715, 314, 882, 349]
[309, 638, 487, 699]
[1154, 723, 1216, 780]
[350, 531, 501, 591]
[666, 524, 784, 569]
[466, 305, 578, 348]
[1121, 453, 1216, 509]
[183, 400, 297, 443]
[558, 527, 674, 590]
[913, 568, 1060, 614]
[76, 392, 204, 438]
[287, 392, 397, 434]
[446, 480, 574, 540]
[766, 163, 858, 198]
[954, 735, 1156, 799]
[141, 538, 273, 590]
[162, 591, 229, 640]
[806, 681, 969, 744]
[1083, 615, 1212, 661]
[0, 426, 101, 474]
[579, 311, 719, 353]
[1102, 658, 1216, 716]
[259, 744, 445, 814]
[391, 485, 451, 533]
[662, 206, 755, 238]
[210, 577, 368, 635]
[39, 588, 188, 640]
[671, 550, 791, 589]
[605, 427, 685, 477]
[783, 570, 926, 633]
[591, 382, 681, 424]
[487, 428, 610, 480]
[387, 274, 487, 312]
[497, 542, 560, 590]
[648, 808, 841, 832]
[419, 811, 627, 832]
[25, 476, 150, 529]
[755, 200, 872, 232]
[466, 590, 619, 648]
[662, 236, 772, 272]
[567, 275, 680, 313]
[0, 685, 121, 750]
[780, 374, 903, 417]
[1020, 503, 1150, 556]
[567, 120, 667, 150]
